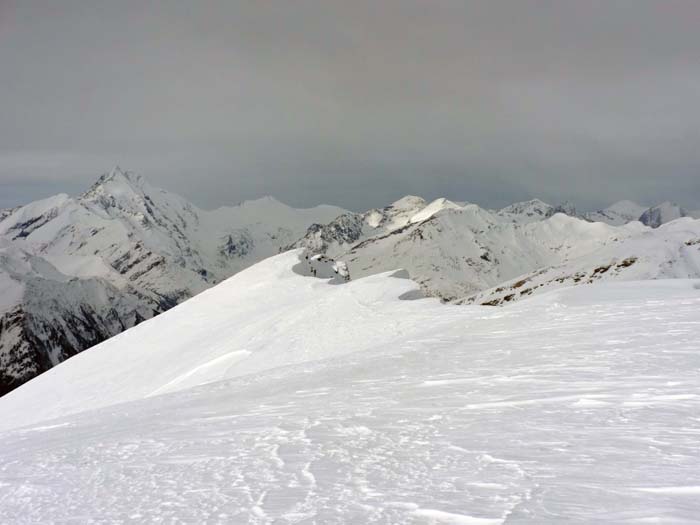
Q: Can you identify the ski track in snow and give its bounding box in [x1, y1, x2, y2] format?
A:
[0, 262, 700, 522]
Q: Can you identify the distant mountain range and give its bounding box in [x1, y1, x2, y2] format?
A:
[1, 167, 698, 393]
[292, 196, 700, 301]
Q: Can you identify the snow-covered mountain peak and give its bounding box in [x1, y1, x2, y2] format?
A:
[389, 195, 427, 211]
[605, 200, 646, 216]
[83, 166, 148, 198]
[236, 195, 285, 208]
[501, 198, 551, 210]
[0, 193, 76, 242]
[586, 199, 647, 226]
[364, 196, 428, 230]
[78, 166, 164, 221]
[639, 201, 688, 228]
[497, 198, 554, 223]
[409, 197, 462, 224]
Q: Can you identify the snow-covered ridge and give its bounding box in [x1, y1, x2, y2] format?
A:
[0, 250, 430, 429]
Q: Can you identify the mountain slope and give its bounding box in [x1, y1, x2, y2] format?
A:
[585, 200, 647, 225]
[0, 251, 699, 522]
[297, 200, 643, 300]
[466, 217, 700, 305]
[0, 250, 438, 429]
[295, 194, 700, 302]
[0, 239, 157, 394]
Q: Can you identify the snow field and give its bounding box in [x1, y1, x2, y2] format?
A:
[0, 252, 699, 522]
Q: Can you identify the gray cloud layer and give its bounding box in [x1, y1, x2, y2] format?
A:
[1, 0, 699, 211]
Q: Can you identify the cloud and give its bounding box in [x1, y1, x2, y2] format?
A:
[1, 0, 699, 211]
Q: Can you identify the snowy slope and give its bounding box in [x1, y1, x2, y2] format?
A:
[465, 217, 700, 305]
[0, 251, 699, 522]
[586, 200, 647, 225]
[0, 250, 441, 429]
[0, 168, 346, 393]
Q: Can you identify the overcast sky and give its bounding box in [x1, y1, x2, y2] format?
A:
[1, 1, 699, 212]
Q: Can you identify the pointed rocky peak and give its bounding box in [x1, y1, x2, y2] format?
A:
[76, 167, 167, 225]
[81, 166, 149, 201]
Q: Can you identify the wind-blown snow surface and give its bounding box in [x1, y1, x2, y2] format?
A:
[1, 251, 700, 523]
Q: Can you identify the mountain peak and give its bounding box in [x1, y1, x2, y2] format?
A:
[389, 195, 427, 210]
[101, 166, 145, 188]
[78, 167, 162, 222]
[238, 195, 286, 207]
[409, 198, 462, 224]
[639, 202, 688, 228]
[497, 198, 554, 223]
[605, 200, 644, 214]
[81, 167, 150, 201]
[499, 198, 552, 212]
